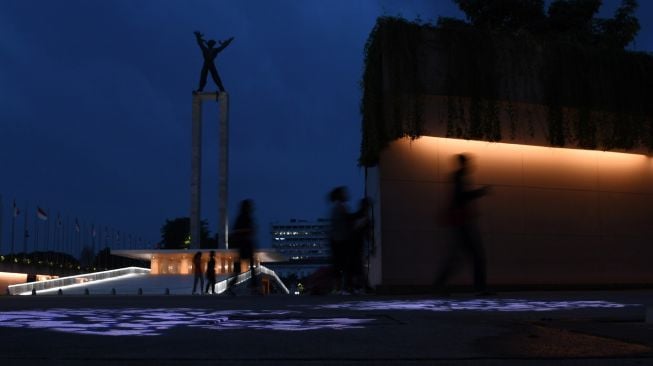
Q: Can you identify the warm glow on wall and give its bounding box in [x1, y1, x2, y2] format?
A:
[387, 136, 653, 193]
[377, 135, 653, 286]
[0, 272, 28, 283]
[0, 272, 28, 293]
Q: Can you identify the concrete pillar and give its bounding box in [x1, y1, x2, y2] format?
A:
[180, 257, 190, 275]
[218, 92, 230, 249]
[190, 93, 203, 249]
[151, 257, 159, 275]
[190, 91, 229, 250]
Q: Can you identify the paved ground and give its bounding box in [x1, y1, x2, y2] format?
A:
[0, 290, 652, 365]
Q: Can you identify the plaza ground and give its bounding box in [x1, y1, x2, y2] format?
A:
[0, 290, 652, 365]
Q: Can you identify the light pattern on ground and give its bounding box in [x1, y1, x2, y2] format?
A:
[315, 299, 635, 312]
[0, 308, 373, 336]
[0, 299, 637, 336]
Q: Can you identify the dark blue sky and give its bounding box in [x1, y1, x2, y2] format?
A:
[1, 1, 651, 254]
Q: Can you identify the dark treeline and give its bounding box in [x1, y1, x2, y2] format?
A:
[0, 248, 147, 277]
[439, 0, 640, 50]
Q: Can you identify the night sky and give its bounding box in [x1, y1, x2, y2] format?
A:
[1, 1, 652, 254]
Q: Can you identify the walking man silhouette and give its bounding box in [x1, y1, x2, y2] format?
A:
[194, 31, 234, 92]
[435, 154, 491, 295]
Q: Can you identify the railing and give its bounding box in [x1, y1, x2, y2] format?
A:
[7, 265, 287, 295]
[216, 269, 252, 294]
[215, 266, 289, 295]
[258, 265, 289, 294]
[7, 267, 150, 295]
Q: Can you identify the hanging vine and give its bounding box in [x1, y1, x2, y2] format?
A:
[360, 17, 653, 167]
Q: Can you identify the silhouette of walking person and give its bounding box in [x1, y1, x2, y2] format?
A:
[205, 250, 217, 294]
[193, 31, 234, 93]
[192, 251, 204, 295]
[231, 199, 257, 294]
[350, 198, 371, 293]
[329, 186, 352, 294]
[435, 154, 491, 295]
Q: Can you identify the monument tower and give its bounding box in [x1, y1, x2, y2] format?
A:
[190, 31, 234, 249]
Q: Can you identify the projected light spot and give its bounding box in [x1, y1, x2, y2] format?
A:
[0, 308, 374, 336]
[315, 299, 635, 312]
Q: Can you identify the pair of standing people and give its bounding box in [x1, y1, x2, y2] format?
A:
[192, 250, 217, 294]
[329, 186, 371, 294]
[191, 200, 257, 295]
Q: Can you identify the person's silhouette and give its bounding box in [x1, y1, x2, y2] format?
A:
[435, 154, 491, 295]
[205, 250, 217, 294]
[194, 31, 234, 93]
[192, 251, 204, 295]
[231, 199, 257, 294]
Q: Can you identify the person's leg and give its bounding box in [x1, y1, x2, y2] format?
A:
[433, 229, 459, 291]
[464, 225, 487, 292]
[192, 275, 199, 293]
[209, 66, 225, 92]
[198, 67, 208, 91]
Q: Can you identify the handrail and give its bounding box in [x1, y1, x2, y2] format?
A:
[7, 267, 150, 295]
[257, 265, 290, 294]
[8, 265, 288, 295]
[215, 266, 289, 294]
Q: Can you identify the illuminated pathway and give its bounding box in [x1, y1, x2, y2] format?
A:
[0, 299, 635, 336]
[0, 292, 650, 364]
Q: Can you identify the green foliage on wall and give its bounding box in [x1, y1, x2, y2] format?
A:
[359, 16, 653, 166]
[360, 17, 425, 166]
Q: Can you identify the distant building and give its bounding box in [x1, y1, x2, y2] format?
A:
[267, 219, 331, 278]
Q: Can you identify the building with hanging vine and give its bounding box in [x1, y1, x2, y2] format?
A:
[362, 17, 653, 292]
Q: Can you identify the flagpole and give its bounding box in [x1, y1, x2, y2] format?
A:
[35, 209, 40, 252]
[91, 223, 95, 254]
[10, 209, 15, 254]
[10, 200, 20, 254]
[64, 216, 68, 256]
[54, 213, 59, 253]
[23, 201, 28, 254]
[55, 213, 61, 268]
[45, 208, 50, 253]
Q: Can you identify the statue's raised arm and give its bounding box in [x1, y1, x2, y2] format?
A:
[215, 37, 234, 53]
[193, 31, 207, 51]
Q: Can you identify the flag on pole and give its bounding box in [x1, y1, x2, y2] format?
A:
[75, 218, 80, 232]
[37, 207, 48, 221]
[13, 200, 20, 217]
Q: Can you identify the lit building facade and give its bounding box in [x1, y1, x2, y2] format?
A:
[271, 219, 330, 260]
[268, 219, 331, 278]
[112, 249, 285, 275]
[362, 19, 653, 291]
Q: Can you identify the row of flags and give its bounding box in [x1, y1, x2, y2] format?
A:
[3, 197, 149, 255]
[12, 201, 84, 233]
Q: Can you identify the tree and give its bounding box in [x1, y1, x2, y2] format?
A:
[79, 246, 95, 267]
[595, 0, 640, 49]
[452, 0, 546, 33]
[443, 0, 640, 49]
[160, 217, 211, 249]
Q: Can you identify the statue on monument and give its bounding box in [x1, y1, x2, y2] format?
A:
[194, 31, 234, 93]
